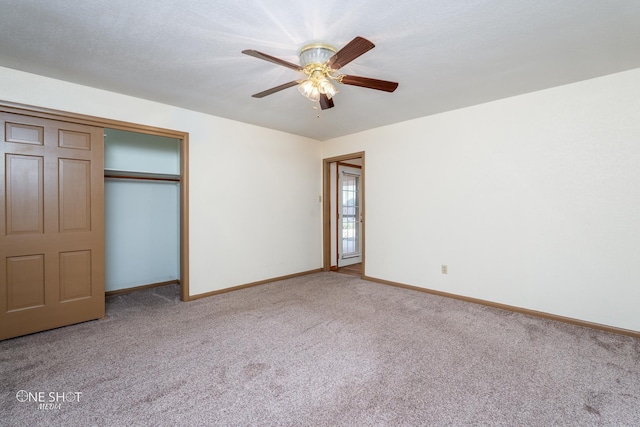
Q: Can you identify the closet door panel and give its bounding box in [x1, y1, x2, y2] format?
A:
[6, 254, 45, 311]
[5, 154, 44, 235]
[59, 158, 92, 233]
[59, 250, 92, 302]
[0, 112, 104, 341]
[5, 122, 44, 145]
[59, 129, 92, 150]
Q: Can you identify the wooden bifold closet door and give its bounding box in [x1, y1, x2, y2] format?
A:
[0, 112, 104, 340]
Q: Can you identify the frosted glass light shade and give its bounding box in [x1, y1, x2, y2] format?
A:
[317, 78, 338, 99]
[298, 80, 320, 101]
[299, 43, 336, 67]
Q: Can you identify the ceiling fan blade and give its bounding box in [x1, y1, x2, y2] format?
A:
[339, 75, 399, 92]
[326, 36, 375, 70]
[242, 49, 303, 72]
[319, 94, 334, 110]
[251, 80, 300, 98]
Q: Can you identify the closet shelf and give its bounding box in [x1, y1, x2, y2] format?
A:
[104, 169, 180, 182]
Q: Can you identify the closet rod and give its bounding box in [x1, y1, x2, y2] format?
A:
[104, 174, 180, 182]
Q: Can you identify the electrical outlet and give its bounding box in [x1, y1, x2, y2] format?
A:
[441, 265, 448, 274]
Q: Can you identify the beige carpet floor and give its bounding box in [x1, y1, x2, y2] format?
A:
[1, 272, 639, 426]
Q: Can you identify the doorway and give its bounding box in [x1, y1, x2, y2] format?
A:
[103, 129, 181, 296]
[322, 152, 365, 277]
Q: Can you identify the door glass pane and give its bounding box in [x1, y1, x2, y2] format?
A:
[342, 173, 359, 256]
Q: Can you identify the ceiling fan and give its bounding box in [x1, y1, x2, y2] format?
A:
[242, 36, 398, 110]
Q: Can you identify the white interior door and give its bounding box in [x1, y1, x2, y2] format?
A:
[338, 165, 362, 267]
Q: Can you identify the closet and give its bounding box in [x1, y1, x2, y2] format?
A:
[1, 100, 189, 339]
[104, 129, 180, 293]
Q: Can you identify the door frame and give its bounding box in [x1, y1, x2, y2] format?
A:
[322, 151, 365, 274]
[0, 100, 190, 301]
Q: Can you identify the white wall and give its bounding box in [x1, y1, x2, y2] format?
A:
[4, 65, 638, 332]
[104, 180, 180, 291]
[322, 68, 640, 332]
[104, 129, 180, 174]
[0, 66, 322, 296]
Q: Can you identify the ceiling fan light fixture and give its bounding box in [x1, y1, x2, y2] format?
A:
[299, 68, 337, 102]
[298, 79, 320, 101]
[317, 78, 338, 99]
[243, 36, 398, 110]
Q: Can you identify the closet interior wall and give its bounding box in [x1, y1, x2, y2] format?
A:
[104, 129, 180, 292]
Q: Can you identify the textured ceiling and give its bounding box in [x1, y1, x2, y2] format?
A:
[1, 0, 640, 140]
